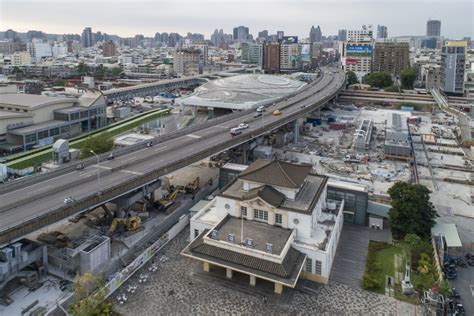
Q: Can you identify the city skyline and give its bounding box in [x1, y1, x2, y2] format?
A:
[1, 0, 473, 39]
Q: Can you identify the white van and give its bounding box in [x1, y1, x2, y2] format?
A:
[256, 106, 265, 112]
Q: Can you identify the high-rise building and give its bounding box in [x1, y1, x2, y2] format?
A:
[82, 27, 93, 48]
[338, 30, 347, 42]
[341, 25, 374, 80]
[440, 40, 467, 95]
[309, 26, 322, 43]
[241, 42, 262, 64]
[372, 41, 409, 75]
[258, 30, 268, 40]
[102, 41, 117, 57]
[28, 40, 52, 61]
[377, 25, 388, 39]
[421, 37, 438, 49]
[280, 43, 302, 72]
[168, 33, 181, 47]
[233, 26, 250, 42]
[52, 42, 68, 57]
[277, 31, 284, 42]
[347, 25, 373, 42]
[12, 51, 32, 65]
[173, 48, 201, 75]
[426, 19, 441, 37]
[161, 32, 169, 44]
[262, 42, 280, 73]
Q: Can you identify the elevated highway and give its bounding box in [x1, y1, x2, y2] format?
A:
[0, 67, 346, 245]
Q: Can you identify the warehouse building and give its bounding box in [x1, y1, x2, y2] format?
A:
[384, 113, 411, 159]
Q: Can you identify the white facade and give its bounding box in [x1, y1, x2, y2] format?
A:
[28, 40, 52, 61]
[52, 42, 68, 57]
[280, 43, 302, 71]
[346, 25, 373, 42]
[190, 172, 344, 283]
[12, 51, 32, 65]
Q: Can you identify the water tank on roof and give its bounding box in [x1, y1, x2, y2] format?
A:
[327, 201, 337, 211]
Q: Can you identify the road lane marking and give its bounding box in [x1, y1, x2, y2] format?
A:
[119, 170, 143, 175]
[215, 125, 229, 129]
[121, 156, 137, 163]
[95, 165, 112, 170]
[186, 134, 201, 139]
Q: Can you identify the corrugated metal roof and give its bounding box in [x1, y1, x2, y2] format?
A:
[431, 223, 462, 248]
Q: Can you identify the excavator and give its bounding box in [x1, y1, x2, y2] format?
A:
[185, 177, 200, 194]
[109, 216, 142, 235]
[156, 186, 185, 211]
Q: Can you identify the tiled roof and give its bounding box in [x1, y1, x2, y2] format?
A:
[243, 185, 286, 207]
[239, 159, 312, 189]
[182, 230, 306, 287]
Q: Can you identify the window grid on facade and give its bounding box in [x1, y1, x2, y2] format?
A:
[275, 213, 282, 225]
[241, 206, 247, 217]
[315, 260, 322, 275]
[254, 209, 268, 222]
[194, 229, 199, 238]
[305, 258, 312, 273]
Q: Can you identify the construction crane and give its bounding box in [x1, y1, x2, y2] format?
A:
[156, 186, 185, 210]
[109, 216, 142, 234]
[185, 177, 200, 194]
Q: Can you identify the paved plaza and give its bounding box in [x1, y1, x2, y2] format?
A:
[114, 228, 418, 315]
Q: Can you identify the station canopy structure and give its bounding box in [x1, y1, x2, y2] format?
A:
[175, 74, 307, 110]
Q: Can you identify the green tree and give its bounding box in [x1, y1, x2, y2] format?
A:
[346, 70, 359, 85]
[384, 85, 400, 93]
[53, 79, 66, 86]
[438, 279, 452, 298]
[401, 67, 417, 89]
[111, 67, 122, 77]
[388, 182, 438, 240]
[366, 72, 393, 88]
[77, 62, 89, 75]
[70, 272, 112, 316]
[95, 65, 106, 77]
[79, 135, 114, 159]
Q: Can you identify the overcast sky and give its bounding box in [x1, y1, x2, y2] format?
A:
[1, 0, 473, 39]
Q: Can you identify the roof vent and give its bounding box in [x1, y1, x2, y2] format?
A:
[211, 230, 218, 240]
[245, 238, 253, 248]
[228, 234, 235, 243]
[266, 243, 273, 254]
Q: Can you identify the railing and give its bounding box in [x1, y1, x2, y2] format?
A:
[0, 70, 345, 244]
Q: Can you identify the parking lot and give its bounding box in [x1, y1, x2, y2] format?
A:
[114, 228, 418, 315]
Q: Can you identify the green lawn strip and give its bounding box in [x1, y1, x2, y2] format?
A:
[7, 109, 169, 170]
[363, 240, 438, 305]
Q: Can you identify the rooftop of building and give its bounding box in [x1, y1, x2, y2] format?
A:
[0, 110, 31, 119]
[182, 227, 306, 287]
[212, 215, 293, 255]
[221, 174, 327, 214]
[0, 93, 75, 109]
[175, 74, 306, 110]
[239, 159, 312, 189]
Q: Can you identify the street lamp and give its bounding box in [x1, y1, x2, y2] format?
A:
[90, 150, 100, 188]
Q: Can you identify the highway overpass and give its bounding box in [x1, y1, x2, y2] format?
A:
[0, 67, 346, 245]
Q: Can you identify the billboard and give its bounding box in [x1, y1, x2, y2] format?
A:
[346, 44, 372, 56]
[282, 36, 298, 44]
[301, 44, 310, 62]
[344, 57, 359, 65]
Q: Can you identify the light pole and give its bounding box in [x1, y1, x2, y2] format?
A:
[90, 150, 100, 188]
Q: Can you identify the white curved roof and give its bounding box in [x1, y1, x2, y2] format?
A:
[176, 74, 306, 110]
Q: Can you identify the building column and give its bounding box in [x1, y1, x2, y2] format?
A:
[203, 261, 210, 272]
[294, 120, 299, 143]
[274, 282, 283, 294]
[249, 274, 256, 286]
[226, 268, 233, 279]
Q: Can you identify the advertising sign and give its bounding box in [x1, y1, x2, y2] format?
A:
[301, 44, 310, 62]
[282, 36, 298, 44]
[345, 58, 359, 65]
[346, 44, 372, 56]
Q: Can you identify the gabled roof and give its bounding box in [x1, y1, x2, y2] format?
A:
[243, 185, 286, 208]
[239, 159, 312, 189]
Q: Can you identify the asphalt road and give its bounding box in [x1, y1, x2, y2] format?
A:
[0, 67, 346, 240]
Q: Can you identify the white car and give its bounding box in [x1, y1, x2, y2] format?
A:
[64, 197, 75, 204]
[237, 123, 249, 130]
[256, 106, 265, 112]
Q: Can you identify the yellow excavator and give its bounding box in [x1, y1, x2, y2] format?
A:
[185, 177, 200, 194]
[156, 186, 185, 210]
[109, 216, 142, 234]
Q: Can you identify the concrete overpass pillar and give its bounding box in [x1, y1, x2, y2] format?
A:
[203, 261, 210, 272]
[274, 283, 283, 294]
[249, 274, 256, 286]
[226, 268, 233, 279]
[294, 120, 299, 143]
